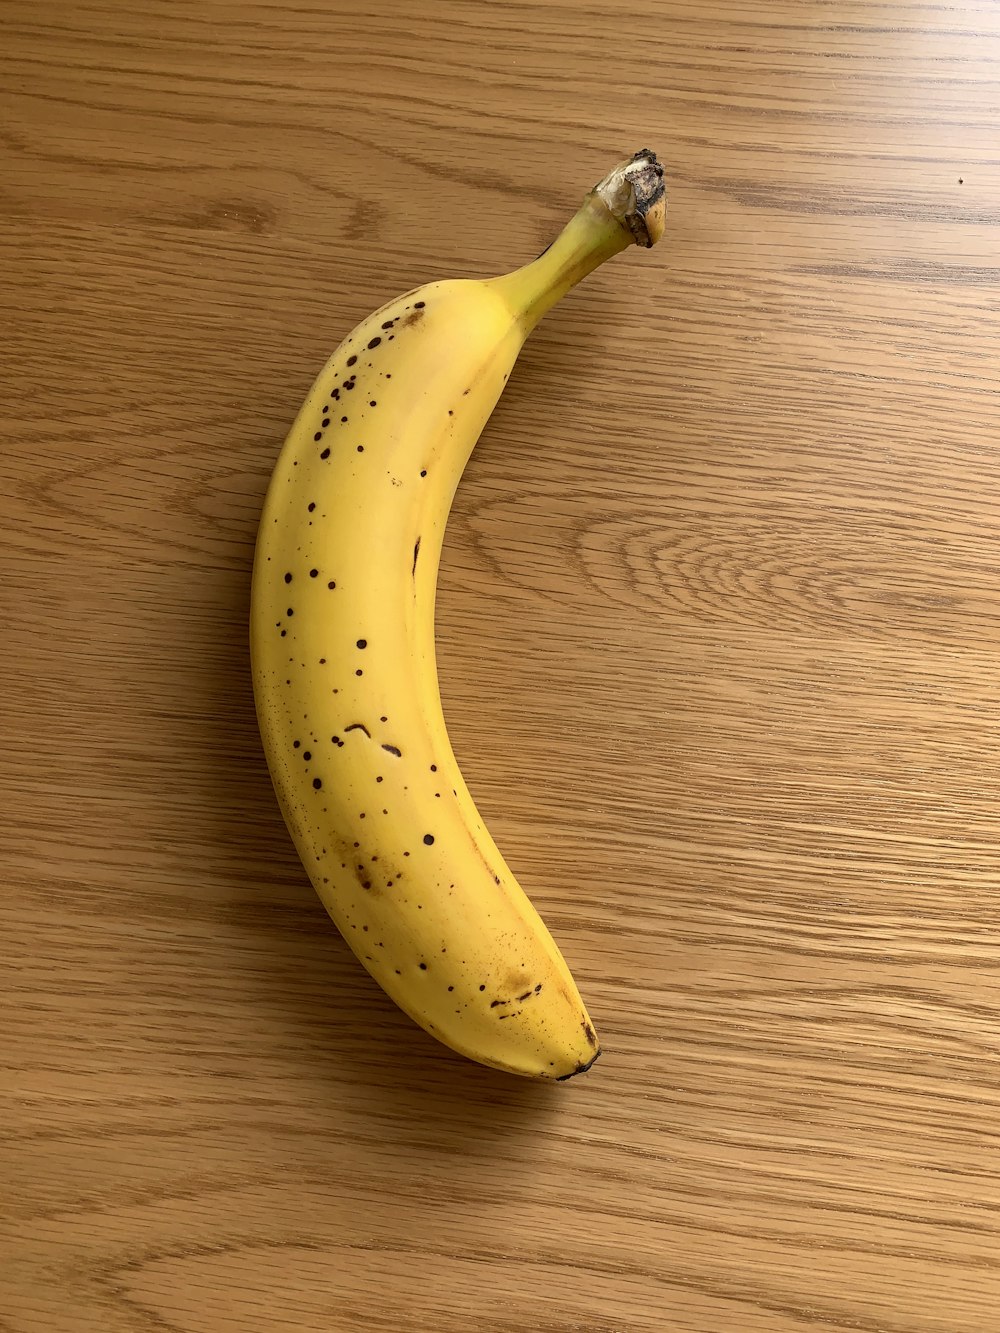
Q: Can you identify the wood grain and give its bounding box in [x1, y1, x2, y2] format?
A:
[3, 1, 1000, 1329]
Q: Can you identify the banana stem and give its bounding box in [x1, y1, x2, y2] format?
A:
[492, 149, 665, 332]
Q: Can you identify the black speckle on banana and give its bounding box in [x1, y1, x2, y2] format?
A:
[250, 151, 665, 1079]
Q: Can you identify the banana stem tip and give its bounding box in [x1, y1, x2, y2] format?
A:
[594, 149, 666, 249]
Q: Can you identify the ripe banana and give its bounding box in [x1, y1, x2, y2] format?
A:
[251, 151, 665, 1079]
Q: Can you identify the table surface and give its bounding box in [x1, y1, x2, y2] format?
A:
[3, 3, 999, 1330]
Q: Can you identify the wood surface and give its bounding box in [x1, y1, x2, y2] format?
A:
[3, 1, 1000, 1330]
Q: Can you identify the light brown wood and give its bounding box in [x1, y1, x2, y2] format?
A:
[3, 2, 1000, 1329]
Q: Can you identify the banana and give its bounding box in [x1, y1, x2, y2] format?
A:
[251, 151, 665, 1079]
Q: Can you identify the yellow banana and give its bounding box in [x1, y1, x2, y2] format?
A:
[251, 151, 665, 1079]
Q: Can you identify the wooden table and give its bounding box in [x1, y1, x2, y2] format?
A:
[3, 3, 999, 1330]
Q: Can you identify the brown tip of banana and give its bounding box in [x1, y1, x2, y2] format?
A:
[593, 148, 666, 249]
[555, 1047, 602, 1081]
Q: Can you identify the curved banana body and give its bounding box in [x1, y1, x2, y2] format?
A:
[251, 152, 664, 1079]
